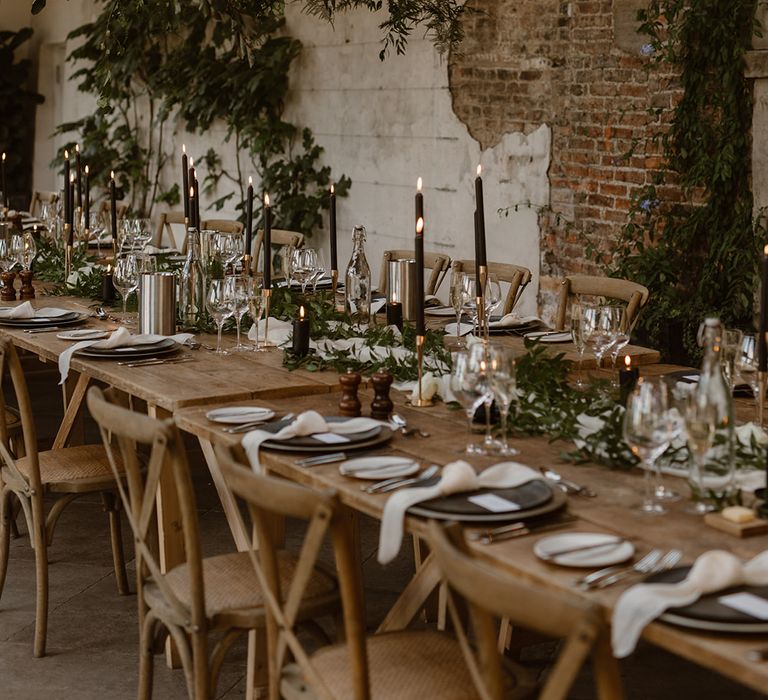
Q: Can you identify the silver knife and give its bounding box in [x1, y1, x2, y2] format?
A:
[24, 326, 65, 334]
[121, 357, 196, 368]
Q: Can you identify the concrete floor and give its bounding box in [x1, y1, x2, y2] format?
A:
[1, 361, 766, 698]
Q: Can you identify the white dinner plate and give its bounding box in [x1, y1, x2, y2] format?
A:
[56, 329, 110, 341]
[426, 306, 457, 317]
[205, 406, 276, 425]
[533, 532, 634, 568]
[444, 322, 474, 337]
[339, 456, 419, 480]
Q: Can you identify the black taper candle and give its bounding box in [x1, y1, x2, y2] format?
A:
[475, 164, 487, 267]
[415, 216, 425, 336]
[63, 150, 70, 226]
[329, 184, 337, 271]
[415, 176, 424, 222]
[182, 145, 189, 221]
[760, 244, 768, 371]
[110, 171, 118, 243]
[245, 175, 254, 257]
[83, 165, 90, 227]
[194, 175, 201, 229]
[68, 175, 75, 245]
[473, 209, 483, 298]
[263, 193, 272, 289]
[1, 152, 7, 209]
[188, 186, 196, 230]
[75, 144, 82, 211]
[188, 159, 195, 225]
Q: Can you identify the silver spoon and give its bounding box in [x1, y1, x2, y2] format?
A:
[539, 467, 596, 497]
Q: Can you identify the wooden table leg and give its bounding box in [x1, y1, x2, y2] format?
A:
[53, 372, 90, 449]
[376, 553, 441, 633]
[148, 404, 185, 669]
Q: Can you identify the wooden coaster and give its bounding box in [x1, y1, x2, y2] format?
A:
[704, 512, 768, 538]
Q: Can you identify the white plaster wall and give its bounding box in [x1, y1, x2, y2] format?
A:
[9, 1, 549, 313]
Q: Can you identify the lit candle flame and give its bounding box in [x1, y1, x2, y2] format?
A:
[248, 175, 252, 186]
[189, 157, 194, 168]
[64, 149, 69, 159]
[69, 173, 75, 184]
[392, 291, 398, 303]
[84, 164, 89, 175]
[476, 164, 482, 177]
[624, 355, 631, 369]
[75, 144, 80, 154]
[33, 224, 37, 233]
[417, 176, 422, 192]
[107, 263, 112, 273]
[764, 244, 768, 256]
[189, 186, 195, 198]
[330, 183, 334, 194]
[299, 305, 305, 320]
[416, 216, 424, 235]
[110, 170, 115, 180]
[1, 153, 5, 162]
[264, 193, 270, 206]
[182, 143, 186, 154]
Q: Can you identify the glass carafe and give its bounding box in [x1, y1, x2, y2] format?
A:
[344, 225, 371, 324]
[179, 227, 205, 327]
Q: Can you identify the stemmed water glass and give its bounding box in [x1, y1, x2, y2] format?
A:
[231, 275, 250, 351]
[0, 237, 15, 274]
[584, 305, 620, 371]
[247, 276, 266, 352]
[9, 234, 23, 270]
[483, 274, 502, 335]
[290, 248, 318, 295]
[623, 378, 679, 515]
[310, 249, 327, 292]
[570, 301, 589, 389]
[206, 278, 235, 354]
[449, 349, 487, 454]
[608, 307, 631, 380]
[488, 344, 519, 456]
[449, 270, 468, 348]
[684, 389, 717, 513]
[736, 335, 762, 425]
[19, 232, 36, 271]
[113, 253, 139, 322]
[721, 328, 743, 393]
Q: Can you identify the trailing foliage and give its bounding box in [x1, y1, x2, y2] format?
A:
[595, 0, 760, 362]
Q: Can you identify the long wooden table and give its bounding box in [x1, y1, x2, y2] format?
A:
[175, 388, 768, 696]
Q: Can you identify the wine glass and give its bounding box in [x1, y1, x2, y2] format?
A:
[9, 234, 23, 270]
[310, 248, 327, 292]
[291, 248, 318, 295]
[206, 277, 235, 354]
[623, 378, 678, 515]
[570, 301, 589, 389]
[20, 232, 36, 271]
[113, 253, 139, 322]
[483, 274, 502, 335]
[736, 335, 762, 425]
[247, 276, 266, 352]
[231, 275, 250, 351]
[584, 305, 620, 370]
[449, 350, 486, 454]
[608, 307, 631, 381]
[0, 237, 15, 273]
[488, 344, 519, 456]
[449, 270, 468, 348]
[684, 390, 717, 513]
[721, 328, 743, 392]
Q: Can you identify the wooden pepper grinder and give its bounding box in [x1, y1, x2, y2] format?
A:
[370, 370, 394, 420]
[1, 271, 16, 301]
[338, 369, 362, 417]
[19, 269, 35, 300]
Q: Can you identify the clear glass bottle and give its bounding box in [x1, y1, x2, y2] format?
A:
[179, 226, 205, 327]
[345, 225, 371, 324]
[693, 318, 736, 505]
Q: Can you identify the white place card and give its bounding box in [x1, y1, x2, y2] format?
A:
[682, 374, 700, 382]
[312, 433, 351, 444]
[718, 592, 768, 620]
[468, 493, 521, 513]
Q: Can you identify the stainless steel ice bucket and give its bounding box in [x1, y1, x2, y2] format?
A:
[138, 272, 176, 335]
[387, 258, 418, 320]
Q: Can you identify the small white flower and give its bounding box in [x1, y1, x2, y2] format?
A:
[410, 372, 440, 403]
[736, 422, 768, 447]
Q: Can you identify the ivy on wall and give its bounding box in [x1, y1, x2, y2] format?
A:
[597, 0, 760, 362]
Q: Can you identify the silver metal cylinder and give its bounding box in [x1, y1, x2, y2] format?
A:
[138, 272, 176, 335]
[387, 258, 417, 320]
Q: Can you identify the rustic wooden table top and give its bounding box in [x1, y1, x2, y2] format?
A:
[174, 386, 768, 695]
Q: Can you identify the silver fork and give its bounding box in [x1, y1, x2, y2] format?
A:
[363, 464, 439, 494]
[594, 549, 681, 590]
[577, 549, 662, 590]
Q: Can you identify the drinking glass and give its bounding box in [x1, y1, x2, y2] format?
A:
[623, 378, 678, 515]
[483, 274, 502, 335]
[291, 248, 318, 295]
[468, 342, 497, 453]
[488, 344, 519, 456]
[608, 307, 631, 381]
[0, 238, 15, 273]
[449, 270, 468, 348]
[247, 276, 266, 352]
[570, 301, 589, 389]
[684, 390, 717, 513]
[460, 273, 480, 335]
[310, 249, 327, 292]
[9, 234, 23, 270]
[206, 277, 235, 354]
[449, 350, 487, 454]
[113, 253, 139, 321]
[584, 305, 620, 370]
[736, 335, 762, 425]
[134, 218, 153, 250]
[721, 328, 743, 392]
[231, 275, 250, 351]
[20, 232, 36, 271]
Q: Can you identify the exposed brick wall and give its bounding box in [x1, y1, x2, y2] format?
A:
[448, 0, 681, 318]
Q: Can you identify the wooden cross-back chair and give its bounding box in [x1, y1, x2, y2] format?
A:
[427, 521, 624, 700]
[451, 260, 533, 315]
[216, 447, 522, 700]
[0, 339, 128, 658]
[378, 249, 451, 297]
[28, 190, 59, 218]
[87, 388, 339, 699]
[153, 211, 187, 249]
[200, 219, 244, 235]
[554, 275, 650, 332]
[251, 228, 305, 276]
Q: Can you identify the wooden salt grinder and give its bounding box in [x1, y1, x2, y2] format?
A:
[370, 370, 394, 420]
[1, 271, 16, 301]
[19, 270, 35, 300]
[338, 369, 362, 417]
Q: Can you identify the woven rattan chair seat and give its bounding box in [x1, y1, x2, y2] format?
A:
[288, 630, 524, 699]
[13, 444, 122, 488]
[147, 550, 337, 625]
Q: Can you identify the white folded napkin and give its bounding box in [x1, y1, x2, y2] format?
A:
[377, 460, 540, 564]
[0, 303, 72, 319]
[242, 410, 385, 474]
[58, 326, 193, 384]
[488, 313, 541, 329]
[247, 317, 292, 347]
[612, 549, 768, 657]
